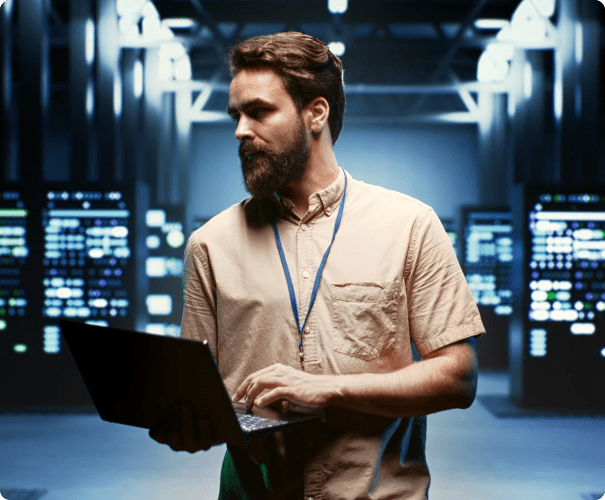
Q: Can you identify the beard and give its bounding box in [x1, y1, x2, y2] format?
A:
[238, 118, 310, 199]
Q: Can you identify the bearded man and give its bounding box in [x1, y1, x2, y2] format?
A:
[151, 31, 485, 500]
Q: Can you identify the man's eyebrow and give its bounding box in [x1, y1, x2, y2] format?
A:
[226, 98, 273, 115]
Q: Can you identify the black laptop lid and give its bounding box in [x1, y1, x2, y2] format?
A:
[59, 320, 247, 446]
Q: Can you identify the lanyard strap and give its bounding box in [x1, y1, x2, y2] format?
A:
[272, 169, 348, 338]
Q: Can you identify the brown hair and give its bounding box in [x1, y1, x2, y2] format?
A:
[228, 32, 346, 144]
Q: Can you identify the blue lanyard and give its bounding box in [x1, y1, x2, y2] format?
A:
[272, 169, 348, 364]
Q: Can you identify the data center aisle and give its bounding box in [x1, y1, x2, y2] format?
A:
[1, 371, 604, 500]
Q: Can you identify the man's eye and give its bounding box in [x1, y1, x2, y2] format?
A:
[250, 108, 267, 118]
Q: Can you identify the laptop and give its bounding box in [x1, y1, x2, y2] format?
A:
[59, 320, 322, 448]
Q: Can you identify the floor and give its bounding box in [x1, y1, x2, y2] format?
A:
[1, 371, 604, 500]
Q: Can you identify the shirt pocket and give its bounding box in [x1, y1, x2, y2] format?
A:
[329, 282, 400, 361]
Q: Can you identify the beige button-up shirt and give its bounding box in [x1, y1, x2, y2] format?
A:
[182, 168, 485, 499]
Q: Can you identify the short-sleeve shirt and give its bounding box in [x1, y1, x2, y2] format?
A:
[182, 168, 485, 499]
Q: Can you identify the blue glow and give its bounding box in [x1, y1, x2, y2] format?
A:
[85, 19, 95, 65]
[44, 326, 61, 354]
[145, 323, 181, 337]
[146, 235, 161, 249]
[134, 60, 144, 98]
[328, 42, 346, 57]
[114, 74, 123, 117]
[86, 81, 95, 118]
[146, 294, 172, 315]
[464, 211, 512, 314]
[146, 257, 183, 278]
[523, 62, 532, 100]
[0, 190, 31, 337]
[146, 210, 166, 227]
[42, 189, 133, 341]
[166, 230, 185, 248]
[529, 329, 547, 357]
[328, 0, 348, 14]
[575, 23, 583, 65]
[48, 210, 130, 218]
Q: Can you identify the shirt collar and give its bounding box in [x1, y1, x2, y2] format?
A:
[274, 167, 347, 222]
[311, 167, 347, 218]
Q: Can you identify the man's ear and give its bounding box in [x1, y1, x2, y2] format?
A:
[305, 97, 330, 134]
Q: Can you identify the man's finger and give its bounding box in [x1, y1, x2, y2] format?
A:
[256, 386, 292, 408]
[149, 419, 169, 444]
[244, 374, 287, 408]
[233, 364, 283, 401]
[179, 401, 197, 451]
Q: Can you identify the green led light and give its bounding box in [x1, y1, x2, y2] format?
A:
[166, 230, 185, 249]
[13, 343, 28, 353]
[0, 308, 5, 316]
[8, 298, 15, 307]
[547, 291, 556, 300]
[0, 209, 28, 218]
[0, 319, 6, 330]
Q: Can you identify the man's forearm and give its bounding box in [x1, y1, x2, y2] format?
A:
[237, 337, 478, 418]
[327, 347, 477, 418]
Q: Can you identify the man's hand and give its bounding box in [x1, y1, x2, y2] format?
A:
[233, 363, 338, 410]
[149, 400, 213, 453]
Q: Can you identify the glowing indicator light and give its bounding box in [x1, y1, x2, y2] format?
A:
[147, 294, 172, 315]
[494, 305, 512, 315]
[146, 210, 166, 227]
[531, 290, 547, 301]
[112, 226, 128, 238]
[146, 235, 161, 249]
[85, 19, 95, 65]
[147, 257, 167, 277]
[0, 319, 6, 330]
[89, 248, 104, 259]
[114, 73, 123, 117]
[529, 329, 547, 357]
[44, 326, 61, 354]
[0, 209, 28, 217]
[13, 343, 28, 354]
[328, 42, 346, 57]
[166, 230, 185, 249]
[570, 323, 595, 335]
[328, 0, 348, 14]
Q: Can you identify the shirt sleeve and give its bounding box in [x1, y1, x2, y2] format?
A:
[404, 208, 485, 357]
[181, 234, 219, 359]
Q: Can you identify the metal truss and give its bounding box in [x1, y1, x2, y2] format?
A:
[134, 0, 563, 124]
[38, 0, 561, 125]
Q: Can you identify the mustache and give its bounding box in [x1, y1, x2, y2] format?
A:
[238, 141, 269, 159]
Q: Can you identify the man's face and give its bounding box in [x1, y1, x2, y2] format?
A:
[227, 67, 310, 198]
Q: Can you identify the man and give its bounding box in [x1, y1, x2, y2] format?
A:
[151, 32, 485, 499]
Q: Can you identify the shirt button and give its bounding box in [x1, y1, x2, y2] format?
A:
[301, 223, 308, 231]
[304, 326, 310, 333]
[302, 270, 310, 279]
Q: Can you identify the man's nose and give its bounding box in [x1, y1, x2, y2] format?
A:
[235, 115, 253, 142]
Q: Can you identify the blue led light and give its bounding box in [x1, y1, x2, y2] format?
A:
[464, 211, 512, 314]
[146, 294, 172, 315]
[42, 189, 133, 339]
[529, 329, 547, 357]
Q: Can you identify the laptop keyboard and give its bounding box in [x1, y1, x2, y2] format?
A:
[237, 412, 287, 432]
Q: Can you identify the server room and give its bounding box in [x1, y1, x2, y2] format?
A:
[1, 0, 604, 499]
